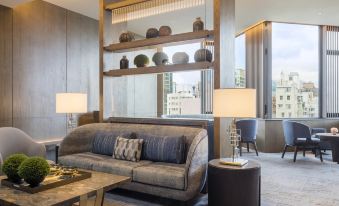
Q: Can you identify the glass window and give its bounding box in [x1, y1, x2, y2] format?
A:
[162, 43, 202, 116]
[235, 34, 246, 88]
[271, 23, 319, 118]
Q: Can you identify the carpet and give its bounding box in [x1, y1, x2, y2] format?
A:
[97, 151, 339, 206]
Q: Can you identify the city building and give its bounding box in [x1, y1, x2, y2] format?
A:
[275, 71, 318, 118]
[235, 68, 246, 88]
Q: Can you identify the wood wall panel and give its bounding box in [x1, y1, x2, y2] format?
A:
[12, 0, 67, 138]
[66, 11, 99, 112]
[0, 5, 13, 127]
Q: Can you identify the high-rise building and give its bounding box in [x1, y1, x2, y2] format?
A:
[275, 71, 318, 118]
[235, 68, 246, 88]
[162, 73, 173, 115]
[167, 91, 201, 115]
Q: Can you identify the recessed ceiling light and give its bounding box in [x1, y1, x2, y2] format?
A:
[317, 12, 323, 15]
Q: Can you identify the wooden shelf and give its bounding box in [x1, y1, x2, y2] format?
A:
[104, 30, 213, 53]
[103, 61, 214, 77]
[105, 0, 149, 10]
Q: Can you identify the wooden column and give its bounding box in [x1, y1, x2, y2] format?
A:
[99, 0, 105, 122]
[0, 5, 13, 127]
[213, 0, 236, 158]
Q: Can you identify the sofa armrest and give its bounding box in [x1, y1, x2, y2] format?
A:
[185, 130, 208, 192]
[59, 126, 97, 156]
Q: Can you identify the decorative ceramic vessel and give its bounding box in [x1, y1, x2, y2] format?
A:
[146, 28, 159, 38]
[172, 52, 189, 64]
[120, 56, 129, 69]
[119, 32, 134, 43]
[331, 127, 338, 135]
[134, 54, 149, 67]
[193, 17, 204, 32]
[152, 52, 169, 66]
[159, 26, 172, 36]
[194, 48, 213, 62]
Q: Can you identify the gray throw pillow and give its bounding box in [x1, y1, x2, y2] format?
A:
[138, 134, 186, 164]
[92, 132, 136, 156]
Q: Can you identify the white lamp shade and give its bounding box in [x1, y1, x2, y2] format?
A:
[213, 88, 256, 118]
[56, 93, 88, 114]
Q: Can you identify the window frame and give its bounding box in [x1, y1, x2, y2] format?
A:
[265, 21, 322, 119]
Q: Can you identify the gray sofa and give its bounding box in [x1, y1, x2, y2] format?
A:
[58, 123, 208, 201]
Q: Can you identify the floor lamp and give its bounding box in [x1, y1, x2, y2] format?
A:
[213, 88, 256, 166]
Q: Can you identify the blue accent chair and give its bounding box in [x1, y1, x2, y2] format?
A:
[236, 119, 258, 156]
[282, 120, 323, 162]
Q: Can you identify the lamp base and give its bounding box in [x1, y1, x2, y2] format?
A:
[219, 158, 248, 167]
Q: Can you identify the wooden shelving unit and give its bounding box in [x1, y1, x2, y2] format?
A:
[104, 61, 214, 77]
[104, 30, 214, 53]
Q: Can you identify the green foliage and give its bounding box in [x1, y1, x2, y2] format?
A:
[18, 157, 50, 186]
[134, 54, 149, 67]
[1, 154, 28, 183]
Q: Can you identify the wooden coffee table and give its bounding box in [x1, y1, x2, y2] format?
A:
[316, 133, 339, 163]
[0, 170, 130, 206]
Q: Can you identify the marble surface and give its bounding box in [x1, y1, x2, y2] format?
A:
[0, 170, 130, 206]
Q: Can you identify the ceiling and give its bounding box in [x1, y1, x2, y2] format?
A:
[1, 0, 339, 34]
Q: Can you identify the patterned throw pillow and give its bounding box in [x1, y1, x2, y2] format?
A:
[113, 137, 144, 162]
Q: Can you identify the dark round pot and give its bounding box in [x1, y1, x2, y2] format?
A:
[134, 54, 149, 67]
[25, 176, 45, 187]
[120, 56, 129, 69]
[146, 28, 159, 39]
[172, 52, 189, 64]
[194, 49, 213, 62]
[193, 17, 204, 32]
[159, 26, 172, 36]
[119, 32, 134, 43]
[152, 52, 169, 66]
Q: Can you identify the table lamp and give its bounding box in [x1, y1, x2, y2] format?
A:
[213, 88, 256, 166]
[56, 93, 88, 130]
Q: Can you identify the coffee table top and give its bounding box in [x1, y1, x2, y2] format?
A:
[315, 133, 339, 140]
[0, 170, 131, 206]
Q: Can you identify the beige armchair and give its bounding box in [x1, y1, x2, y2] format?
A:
[0, 127, 46, 167]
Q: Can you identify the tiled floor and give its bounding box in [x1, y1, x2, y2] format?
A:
[101, 151, 339, 206]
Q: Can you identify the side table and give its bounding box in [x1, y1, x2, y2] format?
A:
[208, 159, 261, 206]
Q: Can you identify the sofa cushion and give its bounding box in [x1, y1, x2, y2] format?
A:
[92, 132, 137, 156]
[113, 137, 144, 162]
[133, 162, 186, 190]
[92, 134, 117, 156]
[137, 134, 186, 164]
[58, 152, 111, 170]
[93, 159, 152, 177]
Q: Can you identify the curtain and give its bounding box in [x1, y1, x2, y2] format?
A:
[245, 23, 266, 118]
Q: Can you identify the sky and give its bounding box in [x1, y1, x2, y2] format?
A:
[162, 22, 319, 87]
[272, 22, 319, 87]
